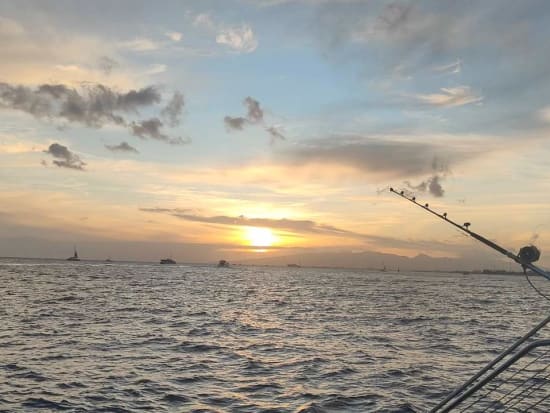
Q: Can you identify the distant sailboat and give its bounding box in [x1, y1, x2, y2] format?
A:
[160, 257, 176, 264]
[67, 246, 80, 261]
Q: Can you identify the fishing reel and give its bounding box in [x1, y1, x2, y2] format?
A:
[518, 245, 541, 265]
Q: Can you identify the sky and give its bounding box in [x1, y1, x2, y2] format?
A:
[1, 0, 550, 267]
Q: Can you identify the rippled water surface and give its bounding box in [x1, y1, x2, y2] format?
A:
[1, 259, 549, 412]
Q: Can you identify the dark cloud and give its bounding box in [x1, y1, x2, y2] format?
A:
[0, 82, 160, 127]
[224, 96, 264, 131]
[139, 207, 456, 251]
[0, 82, 189, 145]
[140, 208, 360, 237]
[244, 96, 263, 123]
[224, 116, 247, 131]
[404, 174, 445, 197]
[98, 56, 118, 75]
[225, 96, 287, 143]
[43, 143, 86, 170]
[280, 135, 475, 178]
[311, 1, 550, 125]
[161, 91, 184, 127]
[130, 118, 190, 145]
[140, 207, 192, 214]
[105, 141, 139, 153]
[266, 126, 286, 144]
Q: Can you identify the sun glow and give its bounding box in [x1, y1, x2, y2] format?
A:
[245, 227, 276, 247]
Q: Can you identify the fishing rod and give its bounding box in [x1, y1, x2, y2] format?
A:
[389, 187, 550, 281]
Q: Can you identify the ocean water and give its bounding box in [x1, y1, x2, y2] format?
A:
[1, 259, 549, 412]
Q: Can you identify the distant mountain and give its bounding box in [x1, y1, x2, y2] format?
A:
[241, 250, 503, 272]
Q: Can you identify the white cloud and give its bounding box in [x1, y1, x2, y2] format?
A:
[193, 13, 215, 29]
[118, 38, 158, 52]
[216, 25, 258, 53]
[538, 106, 550, 123]
[188, 12, 258, 54]
[433, 59, 462, 74]
[0, 134, 40, 154]
[414, 86, 483, 108]
[54, 64, 81, 72]
[165, 31, 183, 42]
[0, 16, 25, 36]
[145, 64, 167, 75]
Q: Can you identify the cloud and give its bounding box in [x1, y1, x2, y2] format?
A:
[0, 82, 187, 145]
[404, 174, 445, 197]
[140, 207, 192, 214]
[266, 126, 286, 144]
[138, 207, 460, 253]
[140, 208, 363, 237]
[188, 12, 258, 55]
[225, 96, 285, 141]
[165, 31, 183, 42]
[105, 141, 139, 154]
[537, 106, 550, 123]
[225, 96, 287, 143]
[224, 97, 263, 130]
[224, 116, 247, 131]
[319, 2, 473, 55]
[130, 118, 190, 145]
[433, 59, 462, 74]
[311, 1, 545, 92]
[98, 56, 118, 75]
[161, 91, 185, 127]
[216, 25, 258, 53]
[224, 96, 262, 131]
[54, 64, 81, 72]
[43, 143, 86, 170]
[244, 96, 263, 123]
[413, 86, 483, 108]
[280, 135, 478, 178]
[0, 16, 25, 37]
[193, 13, 216, 29]
[145, 64, 167, 75]
[118, 38, 159, 52]
[0, 82, 160, 127]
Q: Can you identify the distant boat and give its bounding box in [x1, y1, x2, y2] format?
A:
[218, 259, 230, 267]
[160, 258, 176, 264]
[67, 246, 80, 261]
[105, 257, 113, 263]
[287, 263, 301, 268]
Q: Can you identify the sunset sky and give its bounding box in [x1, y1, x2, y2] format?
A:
[1, 0, 550, 266]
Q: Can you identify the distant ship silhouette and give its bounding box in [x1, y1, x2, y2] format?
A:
[67, 246, 80, 261]
[160, 258, 176, 264]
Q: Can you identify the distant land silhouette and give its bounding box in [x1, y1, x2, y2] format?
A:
[241, 250, 512, 272]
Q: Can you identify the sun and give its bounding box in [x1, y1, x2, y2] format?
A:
[245, 227, 276, 247]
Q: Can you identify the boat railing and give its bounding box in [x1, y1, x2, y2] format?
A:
[430, 315, 550, 412]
